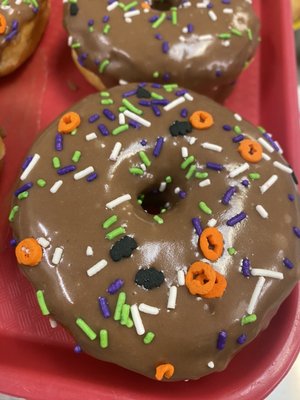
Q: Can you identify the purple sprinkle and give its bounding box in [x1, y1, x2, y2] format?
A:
[155, 33, 163, 40]
[11, 20, 19, 31]
[128, 120, 141, 129]
[175, 89, 187, 96]
[237, 334, 247, 345]
[149, 15, 159, 23]
[55, 133, 63, 151]
[232, 134, 245, 143]
[178, 190, 187, 199]
[15, 182, 33, 197]
[86, 172, 98, 182]
[180, 108, 188, 118]
[222, 0, 231, 4]
[77, 52, 88, 66]
[207, 2, 213, 8]
[206, 162, 224, 171]
[152, 99, 169, 106]
[226, 212, 247, 226]
[10, 239, 18, 247]
[57, 165, 76, 175]
[102, 15, 109, 23]
[152, 105, 161, 117]
[283, 257, 294, 269]
[138, 82, 147, 87]
[217, 330, 227, 350]
[122, 89, 137, 98]
[88, 19, 94, 26]
[22, 156, 33, 171]
[215, 69, 222, 78]
[241, 258, 251, 277]
[163, 72, 170, 82]
[103, 109, 116, 121]
[139, 100, 151, 107]
[153, 137, 164, 157]
[293, 226, 300, 238]
[262, 133, 280, 152]
[162, 41, 169, 54]
[97, 123, 109, 136]
[107, 279, 124, 295]
[288, 194, 295, 201]
[140, 139, 147, 146]
[5, 30, 18, 41]
[223, 124, 232, 131]
[192, 217, 203, 235]
[88, 113, 100, 123]
[241, 179, 249, 187]
[98, 296, 111, 318]
[151, 83, 162, 88]
[222, 186, 236, 205]
[187, 23, 194, 33]
[74, 345, 82, 353]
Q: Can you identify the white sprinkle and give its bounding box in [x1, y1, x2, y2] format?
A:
[174, 187, 181, 194]
[177, 270, 185, 286]
[247, 276, 266, 315]
[208, 10, 217, 21]
[118, 113, 126, 125]
[159, 181, 167, 192]
[260, 175, 278, 194]
[50, 180, 63, 194]
[124, 9, 140, 18]
[138, 303, 160, 315]
[167, 286, 177, 309]
[37, 237, 50, 248]
[181, 147, 188, 158]
[262, 152, 271, 161]
[275, 141, 283, 154]
[85, 132, 97, 141]
[184, 92, 194, 101]
[196, 0, 209, 8]
[52, 247, 63, 265]
[106, 194, 131, 209]
[87, 259, 107, 277]
[123, 109, 151, 127]
[207, 218, 217, 227]
[257, 137, 274, 153]
[107, 1, 118, 11]
[201, 142, 223, 152]
[119, 79, 128, 85]
[229, 163, 249, 178]
[163, 96, 185, 111]
[20, 154, 40, 181]
[74, 166, 94, 180]
[273, 161, 293, 174]
[207, 361, 215, 369]
[223, 8, 233, 14]
[86, 246, 93, 256]
[131, 304, 145, 335]
[140, 163, 147, 171]
[222, 40, 231, 47]
[199, 34, 214, 41]
[234, 113, 242, 121]
[199, 179, 211, 187]
[185, 136, 197, 145]
[109, 142, 122, 161]
[182, 27, 188, 34]
[49, 318, 58, 329]
[255, 205, 269, 219]
[67, 35, 73, 46]
[251, 268, 284, 280]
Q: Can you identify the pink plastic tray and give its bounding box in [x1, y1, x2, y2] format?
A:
[0, 1, 299, 399]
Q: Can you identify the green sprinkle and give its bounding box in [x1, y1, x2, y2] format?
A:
[100, 91, 110, 97]
[163, 84, 178, 92]
[18, 191, 29, 200]
[105, 226, 126, 240]
[248, 173, 261, 180]
[114, 292, 126, 321]
[171, 7, 177, 25]
[99, 59, 110, 74]
[88, 26, 94, 33]
[247, 28, 253, 40]
[234, 125, 242, 134]
[160, 208, 167, 214]
[118, 1, 125, 9]
[71, 42, 81, 49]
[258, 126, 266, 133]
[153, 215, 164, 224]
[129, 167, 144, 175]
[99, 329, 109, 348]
[195, 172, 209, 180]
[181, 155, 195, 170]
[153, 71, 160, 78]
[122, 99, 143, 115]
[126, 317, 134, 328]
[72, 150, 81, 163]
[143, 331, 155, 344]
[112, 124, 129, 136]
[152, 12, 166, 28]
[185, 164, 197, 179]
[120, 304, 130, 326]
[217, 33, 232, 39]
[36, 290, 50, 316]
[124, 1, 137, 11]
[241, 314, 257, 326]
[37, 179, 46, 188]
[102, 215, 118, 229]
[8, 205, 19, 222]
[101, 99, 114, 105]
[76, 318, 97, 340]
[139, 151, 151, 167]
[71, 129, 77, 136]
[227, 247, 237, 256]
[199, 201, 212, 215]
[230, 28, 242, 37]
[52, 157, 61, 169]
[103, 24, 111, 35]
[165, 176, 172, 183]
[151, 92, 164, 100]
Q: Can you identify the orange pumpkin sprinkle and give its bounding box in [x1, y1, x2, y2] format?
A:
[238, 139, 263, 163]
[155, 363, 175, 381]
[185, 261, 216, 296]
[15, 238, 43, 267]
[58, 112, 81, 134]
[189, 111, 214, 129]
[199, 227, 224, 262]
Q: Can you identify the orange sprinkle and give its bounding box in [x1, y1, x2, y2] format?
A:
[0, 13, 7, 35]
[58, 112, 81, 134]
[141, 2, 150, 9]
[185, 261, 216, 296]
[199, 227, 224, 262]
[189, 111, 214, 130]
[155, 363, 175, 381]
[202, 271, 227, 298]
[15, 238, 43, 267]
[238, 139, 262, 163]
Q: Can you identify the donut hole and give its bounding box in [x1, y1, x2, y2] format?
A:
[138, 186, 171, 215]
[150, 0, 181, 11]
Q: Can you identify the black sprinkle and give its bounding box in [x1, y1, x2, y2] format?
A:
[110, 236, 137, 262]
[135, 267, 165, 290]
[289, 165, 298, 185]
[136, 87, 151, 99]
[70, 3, 79, 16]
[169, 120, 193, 137]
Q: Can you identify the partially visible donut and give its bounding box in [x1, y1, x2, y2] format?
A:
[63, 0, 260, 102]
[10, 83, 300, 381]
[0, 0, 49, 77]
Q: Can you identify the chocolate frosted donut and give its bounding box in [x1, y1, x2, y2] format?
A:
[63, 0, 260, 102]
[10, 83, 300, 381]
[0, 0, 49, 77]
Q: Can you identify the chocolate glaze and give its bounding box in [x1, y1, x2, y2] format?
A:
[63, 0, 260, 102]
[10, 83, 300, 381]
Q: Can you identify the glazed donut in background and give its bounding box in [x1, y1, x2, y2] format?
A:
[63, 0, 260, 102]
[10, 83, 300, 381]
[0, 0, 49, 77]
[292, 0, 300, 28]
